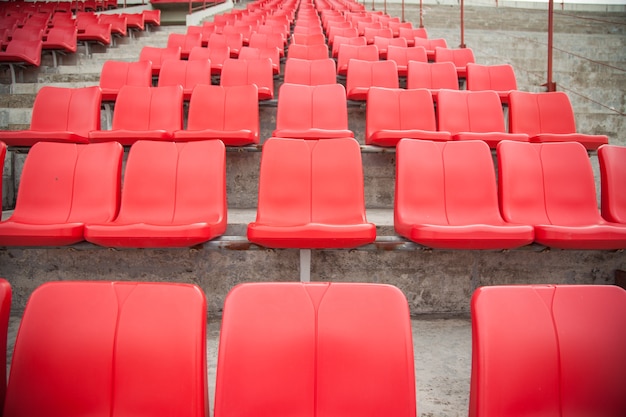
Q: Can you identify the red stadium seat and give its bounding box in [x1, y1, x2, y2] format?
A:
[42, 26, 78, 67]
[4, 281, 208, 417]
[0, 278, 10, 414]
[157, 59, 212, 100]
[174, 84, 259, 146]
[331, 34, 366, 58]
[283, 58, 337, 85]
[466, 63, 518, 104]
[220, 58, 274, 100]
[208, 33, 244, 58]
[99, 60, 153, 102]
[274, 83, 354, 139]
[248, 138, 375, 249]
[238, 46, 281, 75]
[0, 86, 102, 147]
[188, 45, 229, 76]
[397, 27, 428, 46]
[598, 144, 626, 224]
[508, 91, 608, 150]
[395, 139, 534, 249]
[287, 43, 330, 60]
[406, 61, 458, 101]
[497, 140, 626, 249]
[386, 45, 427, 77]
[214, 282, 416, 417]
[366, 87, 451, 146]
[413, 37, 447, 61]
[437, 90, 529, 148]
[0, 39, 43, 83]
[89, 85, 184, 146]
[139, 45, 181, 77]
[336, 43, 378, 75]
[434, 46, 475, 78]
[469, 284, 626, 417]
[85, 140, 226, 248]
[372, 35, 407, 59]
[167, 32, 202, 59]
[345, 59, 399, 101]
[0, 141, 123, 246]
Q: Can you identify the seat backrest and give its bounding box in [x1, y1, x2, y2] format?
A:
[0, 278, 11, 414]
[413, 37, 447, 51]
[466, 63, 517, 93]
[157, 59, 212, 96]
[331, 34, 366, 57]
[508, 91, 577, 136]
[599, 144, 626, 224]
[398, 26, 428, 41]
[406, 61, 458, 90]
[29, 85, 101, 136]
[434, 46, 476, 67]
[167, 32, 202, 55]
[469, 284, 626, 417]
[99, 60, 152, 99]
[44, 26, 78, 50]
[9, 141, 122, 224]
[337, 43, 379, 73]
[215, 282, 416, 417]
[275, 83, 349, 133]
[287, 43, 329, 60]
[138, 46, 181, 75]
[4, 281, 208, 417]
[113, 140, 226, 225]
[112, 85, 183, 132]
[284, 58, 337, 85]
[386, 45, 427, 67]
[395, 139, 504, 227]
[220, 57, 273, 94]
[497, 141, 603, 226]
[3, 39, 42, 66]
[186, 84, 259, 138]
[366, 87, 437, 137]
[437, 90, 506, 134]
[255, 138, 368, 226]
[346, 59, 399, 96]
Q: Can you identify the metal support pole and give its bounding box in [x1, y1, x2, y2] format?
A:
[300, 249, 311, 282]
[401, 0, 405, 22]
[419, 0, 424, 28]
[545, 0, 557, 91]
[371, 0, 375, 11]
[384, 0, 387, 15]
[460, 0, 466, 48]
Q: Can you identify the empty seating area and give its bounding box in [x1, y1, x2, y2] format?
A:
[0, 1, 624, 417]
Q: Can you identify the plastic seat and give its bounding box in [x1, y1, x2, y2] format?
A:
[331, 34, 366, 58]
[0, 86, 102, 147]
[0, 141, 122, 246]
[345, 59, 399, 101]
[120, 13, 145, 32]
[433, 47, 475, 78]
[388, 21, 413, 37]
[283, 58, 337, 85]
[4, 280, 208, 417]
[207, 33, 244, 58]
[386, 45, 427, 77]
[469, 284, 626, 417]
[77, 22, 111, 47]
[0, 38, 42, 69]
[238, 46, 281, 75]
[99, 60, 152, 102]
[497, 140, 626, 249]
[336, 43, 378, 75]
[397, 27, 428, 45]
[157, 59, 212, 100]
[508, 91, 608, 150]
[395, 139, 534, 249]
[186, 25, 215, 47]
[142, 9, 161, 30]
[188, 45, 229, 76]
[0, 141, 5, 193]
[287, 43, 330, 60]
[89, 85, 184, 146]
[215, 282, 415, 417]
[437, 90, 529, 148]
[167, 33, 202, 59]
[366, 87, 451, 146]
[290, 32, 326, 45]
[0, 278, 10, 414]
[248, 138, 375, 249]
[174, 84, 259, 146]
[139, 45, 181, 77]
[372, 35, 407, 59]
[249, 32, 285, 58]
[356, 20, 382, 36]
[466, 63, 517, 104]
[222, 24, 254, 45]
[98, 13, 127, 37]
[220, 58, 274, 100]
[84, 140, 226, 248]
[42, 26, 78, 67]
[598, 144, 626, 224]
[274, 83, 353, 139]
[413, 37, 447, 61]
[364, 26, 392, 44]
[406, 61, 458, 101]
[327, 26, 358, 51]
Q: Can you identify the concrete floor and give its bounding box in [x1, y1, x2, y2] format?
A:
[6, 314, 472, 417]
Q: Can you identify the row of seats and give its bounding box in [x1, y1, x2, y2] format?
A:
[2, 138, 626, 250]
[0, 81, 606, 150]
[0, 278, 624, 416]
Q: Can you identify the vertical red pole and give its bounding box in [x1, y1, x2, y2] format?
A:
[460, 0, 466, 48]
[384, 0, 387, 15]
[372, 0, 375, 11]
[401, 0, 405, 22]
[419, 0, 424, 28]
[546, 0, 557, 91]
